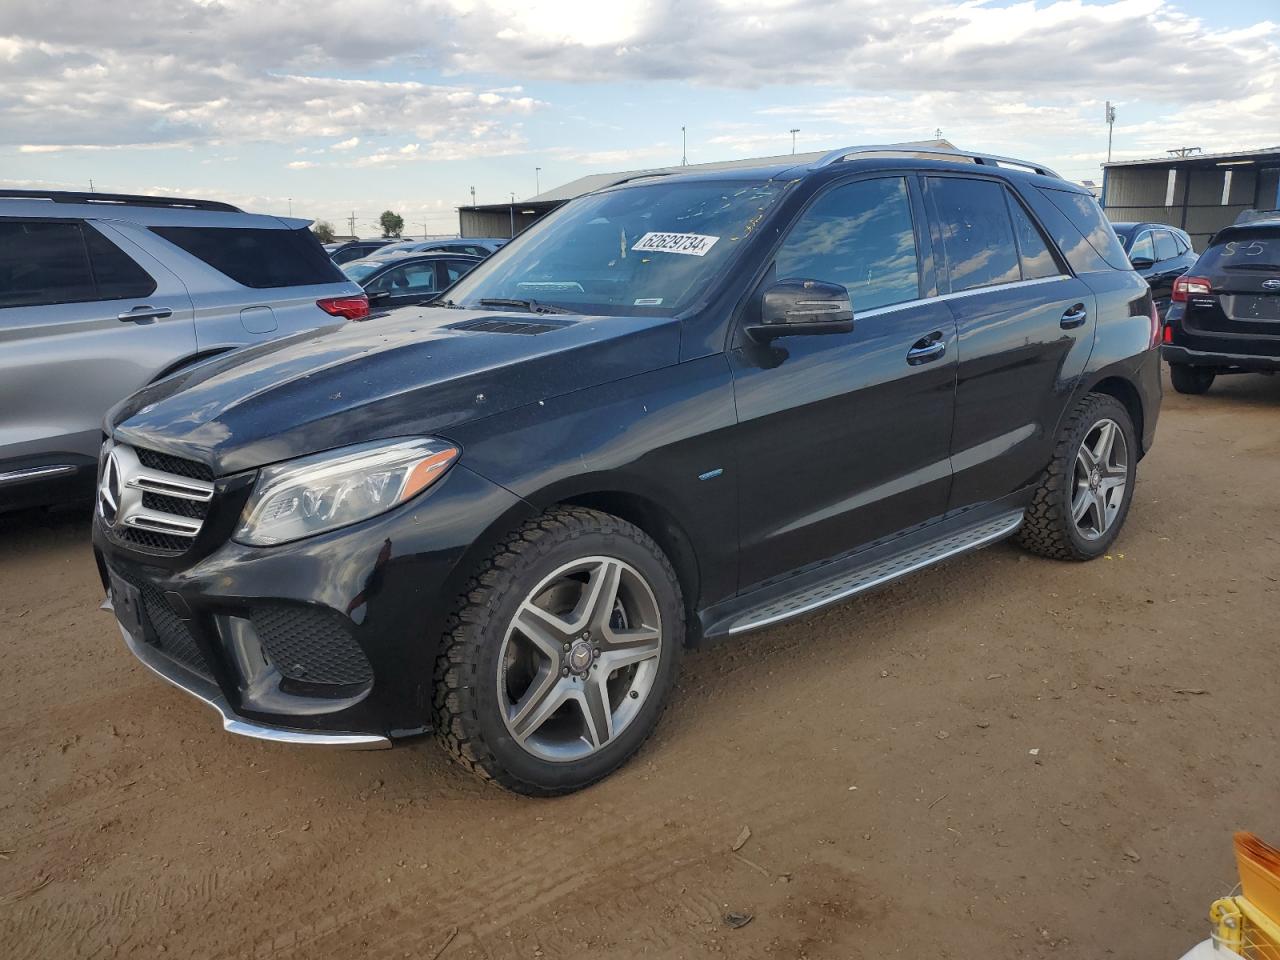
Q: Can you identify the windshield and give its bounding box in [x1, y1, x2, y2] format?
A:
[444, 179, 785, 316]
[1200, 232, 1280, 272]
[342, 260, 384, 282]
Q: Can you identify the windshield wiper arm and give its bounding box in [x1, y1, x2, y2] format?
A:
[475, 297, 572, 315]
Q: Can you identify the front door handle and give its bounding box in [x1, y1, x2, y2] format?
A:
[1060, 303, 1088, 329]
[906, 332, 947, 365]
[118, 306, 173, 324]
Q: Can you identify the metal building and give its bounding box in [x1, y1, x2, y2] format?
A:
[1101, 147, 1280, 250]
[458, 141, 955, 238]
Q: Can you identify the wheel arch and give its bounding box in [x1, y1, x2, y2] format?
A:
[151, 347, 235, 383]
[1081, 374, 1145, 457]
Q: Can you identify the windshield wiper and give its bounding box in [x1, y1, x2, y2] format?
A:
[476, 297, 572, 315]
[425, 298, 462, 308]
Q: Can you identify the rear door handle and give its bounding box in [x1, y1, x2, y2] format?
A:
[1060, 304, 1088, 329]
[906, 332, 947, 365]
[118, 306, 173, 324]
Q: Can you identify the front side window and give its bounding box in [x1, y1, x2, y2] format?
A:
[445, 179, 786, 316]
[928, 177, 1021, 292]
[1128, 232, 1155, 263]
[774, 177, 920, 311]
[369, 262, 438, 294]
[0, 220, 97, 308]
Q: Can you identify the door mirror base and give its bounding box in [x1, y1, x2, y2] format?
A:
[747, 278, 855, 342]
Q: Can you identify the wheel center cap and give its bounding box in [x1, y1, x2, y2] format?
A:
[1089, 468, 1101, 490]
[568, 640, 594, 674]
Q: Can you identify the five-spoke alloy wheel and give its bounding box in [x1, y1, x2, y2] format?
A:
[1071, 418, 1128, 541]
[434, 507, 683, 796]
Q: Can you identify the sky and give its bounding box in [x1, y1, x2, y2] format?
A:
[2, 0, 1277, 237]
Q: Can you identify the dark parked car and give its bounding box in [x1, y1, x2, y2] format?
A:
[1162, 218, 1280, 394]
[1112, 222, 1197, 316]
[369, 238, 505, 259]
[94, 145, 1161, 795]
[341, 253, 482, 309]
[326, 238, 393, 265]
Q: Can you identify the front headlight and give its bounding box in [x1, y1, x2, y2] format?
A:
[234, 438, 459, 546]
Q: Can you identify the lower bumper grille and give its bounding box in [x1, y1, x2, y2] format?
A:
[251, 604, 373, 686]
[117, 570, 211, 680]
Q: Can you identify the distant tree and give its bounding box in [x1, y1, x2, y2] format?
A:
[312, 220, 336, 243]
[379, 210, 404, 238]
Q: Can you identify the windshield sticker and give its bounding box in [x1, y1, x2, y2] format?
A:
[634, 297, 663, 306]
[516, 281, 585, 292]
[631, 232, 720, 257]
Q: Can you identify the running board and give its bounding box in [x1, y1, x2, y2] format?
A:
[709, 509, 1025, 638]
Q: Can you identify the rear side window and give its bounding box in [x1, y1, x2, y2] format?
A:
[1154, 231, 1179, 261]
[775, 176, 921, 311]
[1128, 233, 1155, 262]
[445, 259, 476, 283]
[84, 225, 157, 300]
[0, 219, 156, 308]
[927, 177, 1020, 292]
[1038, 188, 1130, 269]
[1005, 192, 1062, 280]
[151, 226, 346, 288]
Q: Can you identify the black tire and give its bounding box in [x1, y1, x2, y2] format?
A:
[433, 506, 684, 796]
[1018, 393, 1138, 561]
[1169, 363, 1216, 395]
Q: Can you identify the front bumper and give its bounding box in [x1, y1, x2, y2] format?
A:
[1162, 344, 1280, 372]
[104, 595, 389, 749]
[95, 462, 533, 743]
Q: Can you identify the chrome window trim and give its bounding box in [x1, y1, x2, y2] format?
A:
[854, 274, 1069, 322]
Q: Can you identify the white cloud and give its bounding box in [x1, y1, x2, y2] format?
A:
[330, 136, 360, 150]
[286, 160, 318, 169]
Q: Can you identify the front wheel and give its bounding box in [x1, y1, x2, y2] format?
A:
[1018, 394, 1138, 561]
[1169, 363, 1216, 395]
[433, 507, 684, 795]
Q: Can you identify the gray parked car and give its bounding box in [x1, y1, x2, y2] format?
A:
[0, 190, 367, 512]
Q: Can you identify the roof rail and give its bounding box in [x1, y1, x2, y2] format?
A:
[0, 189, 242, 212]
[812, 145, 1063, 180]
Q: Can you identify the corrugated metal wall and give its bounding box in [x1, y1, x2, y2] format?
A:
[1104, 164, 1280, 250]
[459, 208, 547, 238]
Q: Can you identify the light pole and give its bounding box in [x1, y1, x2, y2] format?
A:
[470, 185, 476, 207]
[1105, 101, 1116, 163]
[287, 197, 292, 217]
[509, 192, 515, 238]
[681, 126, 687, 166]
[535, 166, 542, 195]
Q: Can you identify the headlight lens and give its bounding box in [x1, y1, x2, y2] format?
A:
[234, 438, 458, 546]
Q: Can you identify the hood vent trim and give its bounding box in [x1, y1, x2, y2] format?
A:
[447, 317, 567, 336]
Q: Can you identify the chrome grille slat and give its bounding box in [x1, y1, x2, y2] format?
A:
[100, 443, 214, 553]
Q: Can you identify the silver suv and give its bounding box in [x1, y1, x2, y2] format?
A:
[0, 190, 367, 511]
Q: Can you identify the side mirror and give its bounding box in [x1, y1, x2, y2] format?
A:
[747, 279, 854, 342]
[1129, 256, 1155, 270]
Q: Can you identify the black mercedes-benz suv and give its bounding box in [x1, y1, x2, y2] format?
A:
[1162, 219, 1280, 394]
[94, 146, 1162, 795]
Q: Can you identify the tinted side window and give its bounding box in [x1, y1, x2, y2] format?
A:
[0, 220, 96, 308]
[445, 260, 476, 283]
[1128, 232, 1155, 262]
[150, 226, 346, 288]
[1038, 188, 1130, 269]
[775, 177, 920, 311]
[84, 225, 156, 300]
[1154, 231, 1179, 261]
[928, 177, 1020, 292]
[1005, 192, 1062, 280]
[369, 262, 438, 294]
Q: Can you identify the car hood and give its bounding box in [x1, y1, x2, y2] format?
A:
[109, 307, 682, 475]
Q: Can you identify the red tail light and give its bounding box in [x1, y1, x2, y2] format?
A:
[1171, 276, 1211, 303]
[1162, 323, 1173, 344]
[317, 294, 370, 321]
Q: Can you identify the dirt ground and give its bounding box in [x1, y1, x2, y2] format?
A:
[2, 370, 1278, 960]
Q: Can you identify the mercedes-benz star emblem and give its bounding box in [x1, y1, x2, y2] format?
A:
[98, 450, 122, 525]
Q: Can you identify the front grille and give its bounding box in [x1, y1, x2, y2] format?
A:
[251, 604, 373, 686]
[135, 448, 215, 482]
[101, 444, 215, 556]
[117, 570, 211, 680]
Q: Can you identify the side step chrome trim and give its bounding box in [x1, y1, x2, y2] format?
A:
[0, 464, 77, 486]
[726, 510, 1025, 636]
[108, 607, 390, 750]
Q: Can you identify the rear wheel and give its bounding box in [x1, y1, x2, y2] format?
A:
[433, 507, 684, 795]
[1018, 394, 1137, 561]
[1170, 363, 1216, 395]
